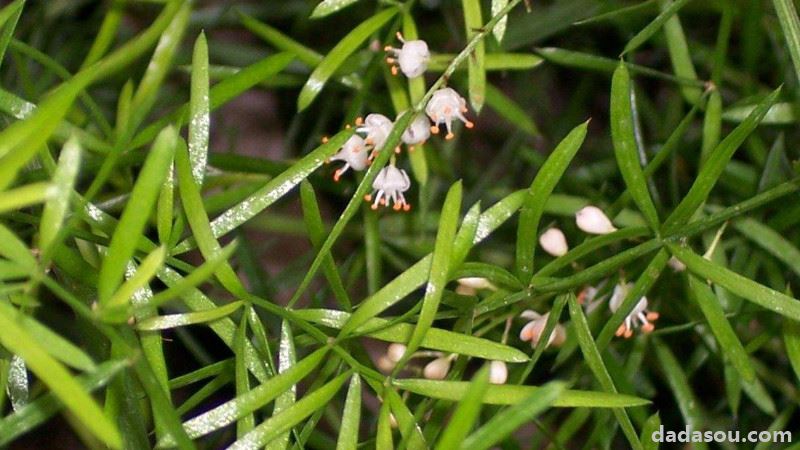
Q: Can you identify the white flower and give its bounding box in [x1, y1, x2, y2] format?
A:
[578, 284, 606, 314]
[423, 356, 451, 380]
[356, 113, 394, 153]
[329, 135, 368, 181]
[384, 32, 430, 78]
[575, 206, 617, 235]
[401, 114, 431, 150]
[387, 343, 407, 362]
[609, 282, 659, 338]
[425, 87, 474, 140]
[539, 228, 569, 257]
[519, 310, 566, 348]
[489, 360, 508, 385]
[364, 165, 411, 211]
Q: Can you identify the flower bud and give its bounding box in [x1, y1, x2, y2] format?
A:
[387, 343, 407, 362]
[575, 206, 617, 235]
[539, 228, 569, 257]
[489, 360, 508, 385]
[423, 357, 451, 380]
[377, 355, 395, 372]
[457, 277, 496, 290]
[455, 285, 477, 296]
[668, 256, 686, 272]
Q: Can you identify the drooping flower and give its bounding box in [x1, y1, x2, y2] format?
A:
[425, 87, 474, 140]
[519, 310, 566, 349]
[577, 284, 607, 314]
[609, 282, 659, 338]
[356, 113, 394, 154]
[489, 360, 508, 385]
[401, 114, 431, 151]
[329, 134, 368, 181]
[539, 227, 569, 257]
[364, 164, 411, 211]
[384, 32, 430, 78]
[575, 206, 617, 235]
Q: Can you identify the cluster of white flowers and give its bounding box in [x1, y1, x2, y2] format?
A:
[325, 37, 475, 215]
[332, 36, 658, 383]
[531, 204, 662, 344]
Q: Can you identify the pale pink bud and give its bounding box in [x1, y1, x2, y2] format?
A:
[387, 343, 407, 362]
[489, 360, 508, 385]
[423, 357, 451, 380]
[539, 228, 569, 257]
[575, 206, 617, 235]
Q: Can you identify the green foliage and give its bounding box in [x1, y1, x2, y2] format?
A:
[0, 0, 798, 448]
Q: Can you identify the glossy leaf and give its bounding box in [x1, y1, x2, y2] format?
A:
[392, 378, 650, 408]
[296, 308, 528, 362]
[610, 63, 660, 231]
[462, 381, 565, 450]
[136, 301, 243, 331]
[399, 182, 462, 366]
[336, 375, 362, 450]
[662, 88, 780, 233]
[189, 32, 210, 186]
[567, 294, 643, 450]
[669, 244, 800, 320]
[516, 120, 588, 280]
[0, 302, 121, 448]
[227, 373, 350, 450]
[97, 126, 176, 304]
